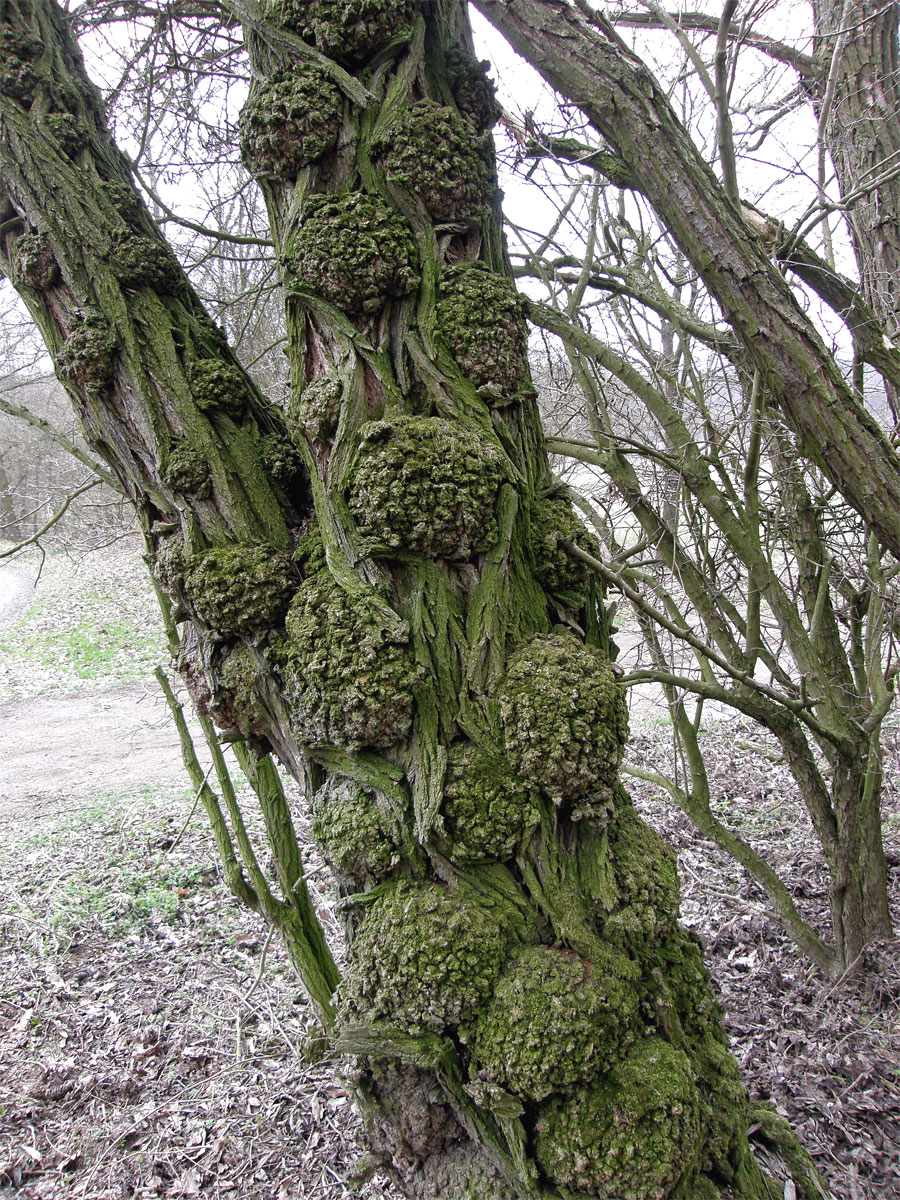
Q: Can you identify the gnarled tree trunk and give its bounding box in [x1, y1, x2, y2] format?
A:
[0, 0, 822, 1196]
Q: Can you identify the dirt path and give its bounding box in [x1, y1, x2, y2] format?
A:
[0, 560, 34, 624]
[0, 680, 202, 819]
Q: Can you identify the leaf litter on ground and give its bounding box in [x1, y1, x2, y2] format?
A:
[0, 539, 897, 1199]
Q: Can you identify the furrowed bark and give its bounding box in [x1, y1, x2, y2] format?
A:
[473, 0, 900, 560]
[811, 0, 900, 416]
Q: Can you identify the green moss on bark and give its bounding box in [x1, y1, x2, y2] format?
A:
[469, 944, 640, 1101]
[529, 495, 595, 597]
[312, 777, 399, 883]
[0, 29, 42, 106]
[41, 111, 87, 157]
[347, 415, 506, 559]
[185, 544, 296, 636]
[446, 50, 501, 134]
[56, 313, 116, 390]
[339, 881, 507, 1033]
[266, 0, 414, 63]
[749, 1106, 825, 1200]
[534, 1036, 702, 1198]
[498, 633, 628, 814]
[288, 376, 343, 443]
[285, 193, 418, 317]
[110, 230, 181, 291]
[189, 361, 249, 419]
[440, 743, 539, 861]
[163, 440, 212, 499]
[281, 571, 417, 749]
[258, 434, 304, 488]
[380, 101, 492, 225]
[217, 643, 269, 737]
[16, 231, 59, 288]
[239, 65, 342, 180]
[436, 262, 528, 399]
[692, 1034, 748, 1181]
[598, 807, 680, 949]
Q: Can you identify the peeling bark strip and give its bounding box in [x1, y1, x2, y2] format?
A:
[473, 0, 900, 561]
[0, 1, 826, 1197]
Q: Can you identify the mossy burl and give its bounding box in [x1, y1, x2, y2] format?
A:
[440, 743, 539, 862]
[288, 375, 343, 443]
[258, 434, 304, 489]
[692, 1033, 748, 1182]
[185, 544, 296, 637]
[56, 313, 116, 390]
[153, 536, 188, 593]
[110, 230, 182, 292]
[217, 643, 270, 737]
[529, 495, 595, 597]
[436, 262, 528, 398]
[266, 0, 414, 63]
[445, 50, 502, 135]
[163, 440, 212, 499]
[498, 632, 629, 811]
[534, 1036, 702, 1199]
[281, 570, 417, 749]
[239, 65, 342, 180]
[189, 361, 249, 420]
[42, 111, 87, 157]
[347, 415, 507, 559]
[599, 806, 680, 949]
[380, 100, 493, 225]
[0, 29, 42, 105]
[285, 193, 418, 317]
[16, 231, 59, 288]
[469, 944, 641, 1102]
[339, 881, 507, 1033]
[311, 777, 398, 882]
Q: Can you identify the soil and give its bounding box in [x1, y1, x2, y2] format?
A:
[0, 546, 897, 1200]
[0, 682, 202, 821]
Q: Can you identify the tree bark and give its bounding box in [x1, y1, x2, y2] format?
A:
[473, 0, 900, 561]
[811, 0, 900, 416]
[0, 0, 822, 1196]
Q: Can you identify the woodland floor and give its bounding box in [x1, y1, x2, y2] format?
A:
[0, 540, 897, 1200]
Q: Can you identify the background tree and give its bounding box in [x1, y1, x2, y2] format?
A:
[0, 0, 827, 1197]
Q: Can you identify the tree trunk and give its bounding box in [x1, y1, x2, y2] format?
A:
[811, 0, 900, 418]
[0, 1, 821, 1196]
[828, 745, 893, 966]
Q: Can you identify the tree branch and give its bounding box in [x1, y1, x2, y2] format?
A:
[474, 0, 900, 559]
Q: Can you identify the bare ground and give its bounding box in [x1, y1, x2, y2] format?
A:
[0, 545, 897, 1199]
